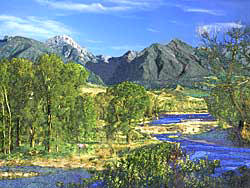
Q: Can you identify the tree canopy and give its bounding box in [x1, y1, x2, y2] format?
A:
[200, 26, 250, 144]
[106, 81, 150, 143]
[0, 54, 95, 154]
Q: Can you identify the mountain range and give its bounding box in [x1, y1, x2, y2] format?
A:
[0, 35, 211, 88]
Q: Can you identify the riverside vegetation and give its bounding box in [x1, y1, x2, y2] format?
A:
[0, 27, 250, 187]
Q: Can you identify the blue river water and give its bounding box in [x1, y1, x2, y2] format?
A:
[150, 113, 216, 125]
[154, 133, 250, 177]
[152, 113, 250, 177]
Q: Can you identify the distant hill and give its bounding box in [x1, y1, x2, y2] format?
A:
[0, 35, 104, 85]
[0, 35, 213, 89]
[86, 39, 210, 88]
[85, 50, 139, 85]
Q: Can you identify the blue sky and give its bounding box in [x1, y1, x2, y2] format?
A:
[0, 0, 248, 56]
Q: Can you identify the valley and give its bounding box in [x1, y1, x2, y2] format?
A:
[0, 26, 250, 187]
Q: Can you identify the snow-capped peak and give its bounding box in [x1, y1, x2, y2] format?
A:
[123, 50, 138, 62]
[96, 55, 112, 63]
[46, 35, 98, 64]
[46, 35, 88, 54]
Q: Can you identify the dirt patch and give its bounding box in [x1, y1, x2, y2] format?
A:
[182, 128, 234, 147]
[0, 171, 39, 180]
[139, 120, 218, 135]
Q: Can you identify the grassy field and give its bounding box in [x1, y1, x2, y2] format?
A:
[80, 83, 107, 95]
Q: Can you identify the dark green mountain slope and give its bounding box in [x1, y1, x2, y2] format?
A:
[86, 39, 210, 88]
[0, 36, 104, 85]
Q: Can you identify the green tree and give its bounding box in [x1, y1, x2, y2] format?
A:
[0, 55, 90, 154]
[35, 54, 66, 152]
[80, 94, 97, 141]
[94, 92, 111, 121]
[35, 55, 90, 152]
[53, 61, 89, 151]
[8, 58, 35, 150]
[107, 81, 150, 144]
[200, 26, 250, 144]
[0, 58, 10, 154]
[0, 58, 35, 153]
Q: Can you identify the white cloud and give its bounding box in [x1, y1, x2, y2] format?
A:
[0, 15, 73, 40]
[184, 8, 224, 16]
[196, 22, 244, 36]
[173, 4, 225, 16]
[35, 0, 164, 13]
[0, 15, 26, 23]
[147, 28, 160, 33]
[169, 20, 178, 24]
[104, 0, 161, 7]
[35, 0, 131, 13]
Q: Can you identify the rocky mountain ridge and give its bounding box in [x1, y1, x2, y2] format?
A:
[86, 39, 210, 88]
[46, 35, 97, 64]
[0, 35, 212, 88]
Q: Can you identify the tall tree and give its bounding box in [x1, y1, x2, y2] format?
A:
[0, 55, 91, 154]
[200, 26, 250, 144]
[35, 54, 65, 152]
[9, 58, 34, 149]
[35, 56, 90, 152]
[0, 58, 10, 154]
[73, 94, 97, 143]
[107, 81, 150, 144]
[52, 61, 88, 151]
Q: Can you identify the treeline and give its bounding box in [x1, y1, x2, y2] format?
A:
[0, 54, 156, 155]
[0, 54, 96, 154]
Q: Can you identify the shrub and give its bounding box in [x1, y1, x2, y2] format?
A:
[81, 142, 220, 188]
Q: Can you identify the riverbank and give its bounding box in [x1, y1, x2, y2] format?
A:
[0, 113, 221, 172]
[0, 166, 91, 188]
[0, 139, 161, 187]
[182, 127, 235, 147]
[0, 113, 241, 187]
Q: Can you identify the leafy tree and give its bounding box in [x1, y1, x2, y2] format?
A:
[0, 54, 91, 154]
[0, 58, 10, 154]
[200, 25, 250, 144]
[94, 92, 111, 121]
[52, 61, 89, 151]
[0, 58, 35, 153]
[35, 54, 65, 152]
[105, 97, 121, 143]
[8, 58, 35, 150]
[107, 81, 150, 144]
[80, 94, 97, 141]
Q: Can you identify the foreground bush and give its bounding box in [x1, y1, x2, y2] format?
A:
[80, 142, 220, 188]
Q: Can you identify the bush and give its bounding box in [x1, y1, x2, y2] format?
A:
[81, 142, 220, 188]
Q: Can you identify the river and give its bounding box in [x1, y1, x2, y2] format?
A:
[152, 113, 250, 177]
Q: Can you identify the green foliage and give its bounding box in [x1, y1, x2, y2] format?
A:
[82, 142, 220, 188]
[106, 81, 150, 143]
[200, 26, 250, 143]
[94, 92, 111, 120]
[0, 54, 94, 154]
[75, 94, 97, 142]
